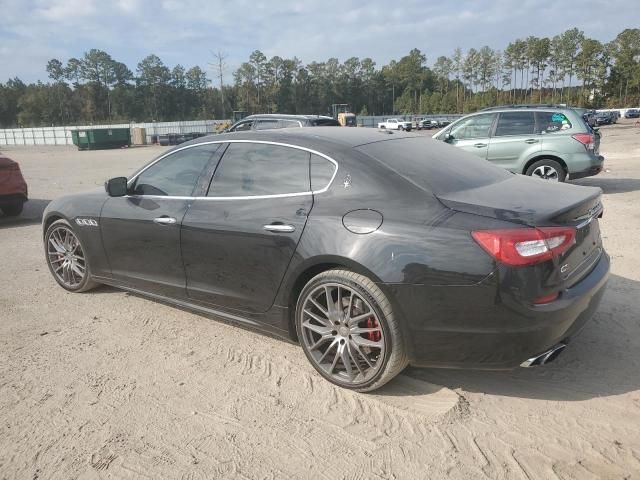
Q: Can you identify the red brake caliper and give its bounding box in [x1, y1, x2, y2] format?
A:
[366, 317, 381, 342]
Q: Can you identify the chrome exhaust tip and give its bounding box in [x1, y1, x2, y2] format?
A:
[520, 343, 567, 368]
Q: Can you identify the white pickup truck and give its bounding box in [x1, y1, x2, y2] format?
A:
[378, 118, 412, 131]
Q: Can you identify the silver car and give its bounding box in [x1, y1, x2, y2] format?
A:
[433, 106, 604, 182]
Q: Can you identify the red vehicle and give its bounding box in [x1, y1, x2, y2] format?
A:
[0, 154, 28, 216]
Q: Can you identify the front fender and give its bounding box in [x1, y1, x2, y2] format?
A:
[42, 190, 111, 277]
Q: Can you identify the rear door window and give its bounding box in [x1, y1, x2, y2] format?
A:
[311, 154, 336, 191]
[536, 111, 572, 133]
[208, 142, 311, 197]
[278, 119, 303, 128]
[494, 112, 536, 136]
[254, 120, 280, 130]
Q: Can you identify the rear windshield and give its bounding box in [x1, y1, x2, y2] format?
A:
[356, 136, 512, 195]
[311, 118, 341, 126]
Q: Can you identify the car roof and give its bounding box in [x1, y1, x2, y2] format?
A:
[480, 104, 577, 112]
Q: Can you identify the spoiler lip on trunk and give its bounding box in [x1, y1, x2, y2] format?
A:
[435, 175, 603, 227]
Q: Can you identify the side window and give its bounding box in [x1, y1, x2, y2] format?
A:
[536, 111, 572, 134]
[494, 112, 536, 136]
[254, 120, 280, 130]
[133, 145, 217, 196]
[208, 143, 310, 197]
[278, 119, 302, 128]
[311, 154, 337, 191]
[230, 120, 253, 132]
[450, 114, 494, 140]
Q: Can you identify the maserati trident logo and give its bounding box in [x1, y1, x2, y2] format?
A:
[343, 174, 352, 188]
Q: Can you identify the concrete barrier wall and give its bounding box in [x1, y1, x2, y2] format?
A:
[0, 120, 229, 146]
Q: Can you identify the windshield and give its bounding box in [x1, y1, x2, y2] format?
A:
[356, 136, 512, 196]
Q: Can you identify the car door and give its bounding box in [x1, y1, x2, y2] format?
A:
[487, 111, 540, 171]
[181, 141, 315, 314]
[445, 113, 495, 159]
[100, 144, 220, 298]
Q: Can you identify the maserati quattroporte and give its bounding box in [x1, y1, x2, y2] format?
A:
[43, 128, 609, 391]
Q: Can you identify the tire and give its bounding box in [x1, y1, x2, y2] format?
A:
[380, 125, 386, 129]
[525, 159, 566, 182]
[295, 269, 408, 392]
[1, 201, 24, 216]
[44, 219, 98, 292]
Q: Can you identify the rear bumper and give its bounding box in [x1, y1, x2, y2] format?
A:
[569, 156, 605, 180]
[385, 252, 610, 369]
[567, 154, 604, 180]
[0, 192, 28, 205]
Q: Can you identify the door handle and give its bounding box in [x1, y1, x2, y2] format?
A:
[524, 139, 539, 144]
[153, 216, 177, 225]
[263, 224, 295, 233]
[473, 143, 487, 148]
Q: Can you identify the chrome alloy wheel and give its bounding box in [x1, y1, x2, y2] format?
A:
[300, 283, 385, 385]
[532, 165, 560, 181]
[46, 226, 87, 288]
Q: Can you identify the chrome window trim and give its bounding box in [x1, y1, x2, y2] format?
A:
[126, 139, 338, 200]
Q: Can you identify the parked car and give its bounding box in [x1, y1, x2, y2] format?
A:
[595, 112, 613, 126]
[378, 118, 412, 131]
[625, 109, 640, 119]
[573, 108, 597, 127]
[434, 106, 604, 182]
[0, 154, 28, 216]
[158, 132, 206, 146]
[228, 114, 340, 132]
[42, 128, 609, 391]
[417, 119, 439, 130]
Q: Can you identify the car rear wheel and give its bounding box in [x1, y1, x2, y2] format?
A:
[1, 201, 24, 216]
[44, 219, 98, 292]
[526, 159, 566, 182]
[296, 269, 408, 392]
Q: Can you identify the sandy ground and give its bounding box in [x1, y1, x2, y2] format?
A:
[1, 122, 639, 479]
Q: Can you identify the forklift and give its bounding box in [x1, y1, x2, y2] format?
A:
[331, 104, 357, 127]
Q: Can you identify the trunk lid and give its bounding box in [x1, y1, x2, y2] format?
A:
[438, 174, 604, 286]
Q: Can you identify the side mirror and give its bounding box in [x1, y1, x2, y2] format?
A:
[105, 176, 128, 197]
[443, 132, 454, 143]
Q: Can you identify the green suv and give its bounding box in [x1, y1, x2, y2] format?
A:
[433, 106, 604, 182]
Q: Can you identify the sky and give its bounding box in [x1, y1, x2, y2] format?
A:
[1, 0, 638, 84]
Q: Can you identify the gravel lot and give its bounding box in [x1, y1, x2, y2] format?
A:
[1, 123, 640, 479]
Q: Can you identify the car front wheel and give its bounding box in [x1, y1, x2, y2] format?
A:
[44, 219, 98, 292]
[296, 269, 408, 392]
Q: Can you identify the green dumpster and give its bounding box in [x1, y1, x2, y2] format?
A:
[71, 128, 131, 151]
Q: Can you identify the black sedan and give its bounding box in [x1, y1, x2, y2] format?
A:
[42, 129, 609, 391]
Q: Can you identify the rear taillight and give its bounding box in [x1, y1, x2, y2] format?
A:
[472, 227, 576, 267]
[572, 133, 595, 150]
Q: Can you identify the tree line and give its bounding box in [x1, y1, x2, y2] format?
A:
[0, 28, 639, 128]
